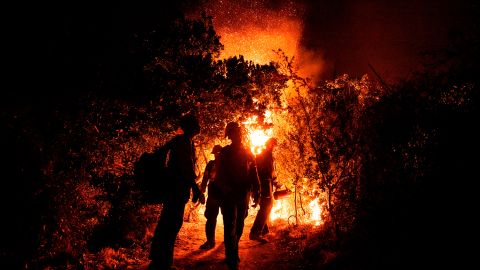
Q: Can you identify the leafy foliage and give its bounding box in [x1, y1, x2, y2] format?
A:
[274, 51, 386, 237]
[7, 10, 288, 269]
[3, 5, 478, 270]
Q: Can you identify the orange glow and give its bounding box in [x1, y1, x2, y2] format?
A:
[248, 129, 271, 154]
[218, 21, 300, 65]
[309, 199, 322, 226]
[190, 0, 303, 64]
[242, 111, 273, 155]
[242, 110, 324, 226]
[189, 1, 325, 224]
[269, 195, 323, 226]
[270, 200, 287, 222]
[188, 0, 324, 83]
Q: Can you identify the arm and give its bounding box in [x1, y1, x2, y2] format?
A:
[191, 145, 205, 204]
[200, 161, 213, 193]
[190, 173, 205, 204]
[183, 136, 204, 204]
[249, 154, 261, 205]
[272, 158, 281, 189]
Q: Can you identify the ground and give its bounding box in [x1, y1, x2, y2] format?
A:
[128, 205, 309, 270]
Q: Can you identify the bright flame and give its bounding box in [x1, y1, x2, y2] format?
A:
[248, 129, 271, 154]
[242, 110, 324, 226]
[218, 23, 299, 64]
[269, 196, 323, 226]
[242, 112, 273, 155]
[192, 0, 302, 65]
[270, 200, 283, 222]
[188, 0, 324, 84]
[309, 199, 322, 226]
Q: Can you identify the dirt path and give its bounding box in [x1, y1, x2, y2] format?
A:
[131, 207, 306, 270]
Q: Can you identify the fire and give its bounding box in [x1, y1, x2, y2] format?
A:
[187, 0, 324, 79]
[248, 129, 271, 155]
[242, 111, 273, 155]
[269, 196, 323, 226]
[191, 0, 302, 64]
[187, 1, 327, 227]
[241, 110, 324, 226]
[218, 23, 300, 65]
[309, 199, 322, 226]
[270, 200, 291, 221]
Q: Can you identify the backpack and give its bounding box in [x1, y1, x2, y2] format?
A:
[133, 146, 170, 204]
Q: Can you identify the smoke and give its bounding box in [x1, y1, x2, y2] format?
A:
[189, 0, 479, 82]
[300, 0, 479, 82]
[188, 0, 326, 81]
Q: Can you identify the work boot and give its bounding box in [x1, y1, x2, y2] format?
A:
[225, 257, 240, 270]
[249, 234, 268, 244]
[227, 263, 239, 270]
[199, 241, 215, 250]
[261, 226, 269, 236]
[148, 260, 177, 270]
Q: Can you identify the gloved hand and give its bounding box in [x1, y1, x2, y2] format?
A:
[273, 177, 282, 189]
[192, 190, 206, 204]
[192, 190, 199, 203]
[199, 193, 206, 204]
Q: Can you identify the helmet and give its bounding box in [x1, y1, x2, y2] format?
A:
[211, 144, 222, 154]
[224, 122, 241, 139]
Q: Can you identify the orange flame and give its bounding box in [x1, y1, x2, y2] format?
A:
[191, 0, 302, 64]
[242, 112, 273, 155]
[270, 200, 287, 222]
[309, 199, 322, 226]
[218, 21, 300, 65]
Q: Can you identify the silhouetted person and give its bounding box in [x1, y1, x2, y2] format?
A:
[216, 122, 260, 270]
[199, 144, 223, 250]
[249, 138, 279, 243]
[148, 114, 205, 270]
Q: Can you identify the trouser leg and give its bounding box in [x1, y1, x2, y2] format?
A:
[250, 197, 273, 237]
[205, 217, 217, 243]
[235, 195, 249, 243]
[262, 199, 273, 235]
[204, 196, 220, 243]
[262, 223, 270, 235]
[221, 199, 239, 268]
[149, 200, 186, 268]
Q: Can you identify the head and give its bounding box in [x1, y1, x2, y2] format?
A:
[211, 144, 222, 158]
[179, 114, 200, 137]
[224, 122, 242, 143]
